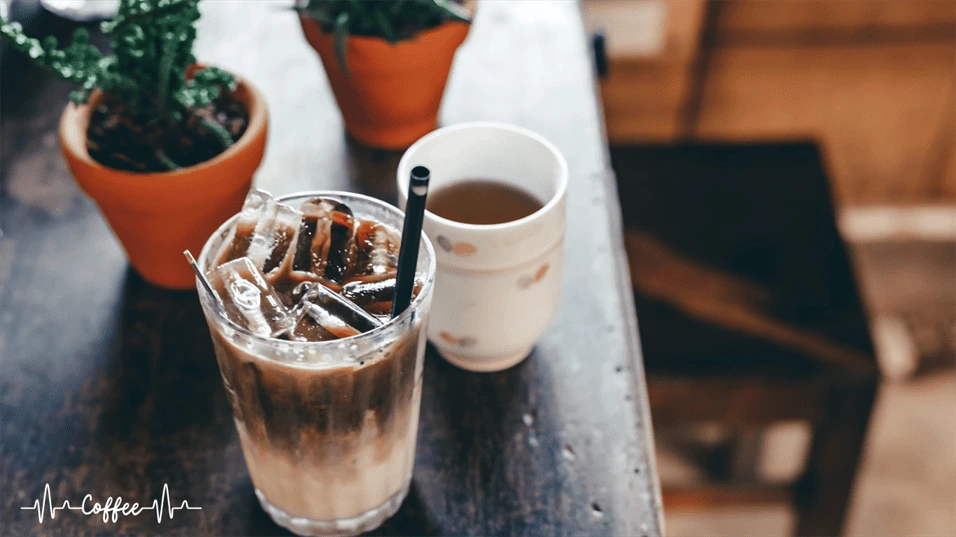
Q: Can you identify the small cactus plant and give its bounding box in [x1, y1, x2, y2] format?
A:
[297, 0, 471, 72]
[0, 0, 242, 171]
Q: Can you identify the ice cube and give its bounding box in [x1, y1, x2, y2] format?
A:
[290, 300, 361, 342]
[340, 278, 397, 317]
[347, 220, 400, 283]
[249, 203, 301, 278]
[299, 282, 382, 333]
[207, 257, 297, 338]
[288, 282, 382, 341]
[290, 198, 355, 284]
[216, 189, 272, 266]
[215, 189, 303, 279]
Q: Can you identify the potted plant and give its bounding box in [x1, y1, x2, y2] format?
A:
[0, 0, 268, 289]
[297, 0, 472, 149]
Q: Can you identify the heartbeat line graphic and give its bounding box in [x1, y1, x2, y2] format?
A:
[21, 483, 202, 524]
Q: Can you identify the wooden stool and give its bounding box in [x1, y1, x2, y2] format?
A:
[611, 143, 880, 536]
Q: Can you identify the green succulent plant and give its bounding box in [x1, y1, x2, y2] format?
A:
[0, 0, 236, 169]
[297, 0, 471, 73]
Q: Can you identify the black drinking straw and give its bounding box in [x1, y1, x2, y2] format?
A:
[391, 166, 430, 318]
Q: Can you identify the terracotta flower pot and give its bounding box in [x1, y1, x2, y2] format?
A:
[60, 74, 268, 289]
[299, 15, 469, 149]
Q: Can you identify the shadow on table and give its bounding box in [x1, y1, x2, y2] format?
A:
[403, 347, 579, 535]
[99, 267, 224, 432]
[235, 480, 436, 537]
[94, 268, 235, 492]
[367, 482, 440, 536]
[423, 344, 529, 458]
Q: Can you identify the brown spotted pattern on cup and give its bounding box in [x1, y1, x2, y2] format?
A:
[518, 264, 550, 289]
[439, 331, 477, 348]
[435, 235, 477, 257]
[436, 235, 453, 252]
[451, 242, 477, 257]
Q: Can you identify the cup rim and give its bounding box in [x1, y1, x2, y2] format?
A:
[196, 190, 437, 349]
[397, 121, 569, 232]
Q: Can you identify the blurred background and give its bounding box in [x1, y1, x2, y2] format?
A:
[2, 0, 953, 535]
[584, 0, 954, 536]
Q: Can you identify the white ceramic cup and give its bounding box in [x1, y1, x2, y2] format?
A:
[397, 122, 567, 372]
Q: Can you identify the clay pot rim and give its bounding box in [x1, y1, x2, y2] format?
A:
[298, 14, 470, 51]
[315, 20, 469, 44]
[296, 0, 474, 49]
[59, 65, 268, 184]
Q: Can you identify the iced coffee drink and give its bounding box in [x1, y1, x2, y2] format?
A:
[195, 190, 435, 537]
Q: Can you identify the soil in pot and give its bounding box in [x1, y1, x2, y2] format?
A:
[86, 89, 248, 173]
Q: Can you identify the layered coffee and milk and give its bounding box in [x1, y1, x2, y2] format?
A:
[198, 190, 430, 535]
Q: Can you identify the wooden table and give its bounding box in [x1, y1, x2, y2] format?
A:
[0, 2, 662, 536]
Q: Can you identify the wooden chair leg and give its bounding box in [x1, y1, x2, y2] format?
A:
[794, 377, 879, 536]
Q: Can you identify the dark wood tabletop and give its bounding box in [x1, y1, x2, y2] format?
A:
[0, 1, 662, 536]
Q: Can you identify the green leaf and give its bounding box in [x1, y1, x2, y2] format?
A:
[345, 0, 366, 18]
[431, 0, 470, 23]
[69, 89, 90, 104]
[297, 0, 469, 42]
[375, 11, 397, 43]
[300, 5, 332, 27]
[155, 149, 182, 170]
[156, 40, 176, 116]
[391, 0, 409, 16]
[334, 11, 350, 75]
[199, 117, 234, 149]
[72, 27, 89, 45]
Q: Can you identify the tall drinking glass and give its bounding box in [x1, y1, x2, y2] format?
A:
[196, 192, 435, 537]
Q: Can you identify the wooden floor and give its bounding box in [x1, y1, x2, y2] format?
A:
[662, 370, 956, 537]
[851, 238, 956, 378]
[653, 235, 956, 536]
